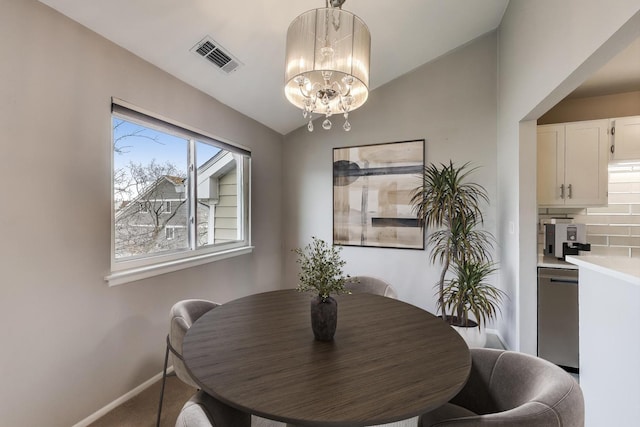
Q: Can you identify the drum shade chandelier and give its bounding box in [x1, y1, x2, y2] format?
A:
[284, 0, 371, 132]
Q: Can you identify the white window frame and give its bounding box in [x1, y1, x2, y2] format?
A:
[107, 98, 252, 286]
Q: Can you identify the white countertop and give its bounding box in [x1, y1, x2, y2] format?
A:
[565, 255, 640, 286]
[537, 254, 578, 270]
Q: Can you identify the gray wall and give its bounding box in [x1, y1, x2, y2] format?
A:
[4, 0, 640, 425]
[0, 1, 283, 425]
[281, 0, 640, 358]
[497, 0, 640, 353]
[282, 33, 498, 314]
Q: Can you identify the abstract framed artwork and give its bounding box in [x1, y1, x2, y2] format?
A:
[333, 139, 425, 249]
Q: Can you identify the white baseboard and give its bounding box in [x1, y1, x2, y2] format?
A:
[486, 328, 509, 350]
[72, 366, 173, 427]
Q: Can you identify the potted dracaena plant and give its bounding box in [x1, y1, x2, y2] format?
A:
[410, 161, 506, 347]
[293, 236, 350, 341]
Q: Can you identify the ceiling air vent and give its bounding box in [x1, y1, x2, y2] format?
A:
[191, 36, 242, 74]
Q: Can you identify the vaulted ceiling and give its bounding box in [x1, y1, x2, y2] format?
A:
[38, 0, 509, 134]
[38, 0, 640, 134]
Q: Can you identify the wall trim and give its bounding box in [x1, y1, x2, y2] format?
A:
[71, 367, 174, 427]
[486, 328, 509, 350]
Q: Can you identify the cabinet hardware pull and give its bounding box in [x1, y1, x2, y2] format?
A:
[568, 184, 572, 199]
[560, 184, 565, 199]
[611, 145, 615, 154]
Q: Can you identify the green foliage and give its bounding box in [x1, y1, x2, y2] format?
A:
[293, 237, 349, 301]
[411, 161, 504, 328]
[440, 260, 506, 329]
[411, 161, 488, 232]
[428, 216, 494, 266]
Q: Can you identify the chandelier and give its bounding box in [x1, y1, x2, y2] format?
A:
[284, 0, 371, 132]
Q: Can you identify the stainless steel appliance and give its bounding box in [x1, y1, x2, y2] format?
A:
[538, 267, 579, 372]
[544, 223, 590, 259]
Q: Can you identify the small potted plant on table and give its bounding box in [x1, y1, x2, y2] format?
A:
[294, 237, 350, 341]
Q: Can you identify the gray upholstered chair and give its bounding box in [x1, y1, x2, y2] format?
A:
[175, 390, 251, 427]
[157, 299, 219, 427]
[419, 348, 584, 427]
[344, 276, 398, 299]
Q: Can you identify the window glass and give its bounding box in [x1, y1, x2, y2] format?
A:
[196, 141, 242, 248]
[109, 101, 251, 284]
[113, 119, 189, 258]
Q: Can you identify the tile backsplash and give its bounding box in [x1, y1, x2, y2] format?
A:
[538, 163, 640, 257]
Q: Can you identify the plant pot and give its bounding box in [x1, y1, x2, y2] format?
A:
[310, 295, 337, 341]
[443, 316, 487, 348]
[451, 324, 487, 348]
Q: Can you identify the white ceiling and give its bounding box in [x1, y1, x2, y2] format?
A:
[37, 0, 640, 134]
[38, 0, 509, 135]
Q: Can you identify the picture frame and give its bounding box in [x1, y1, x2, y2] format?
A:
[333, 139, 425, 249]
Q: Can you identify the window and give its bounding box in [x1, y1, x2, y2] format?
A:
[165, 227, 175, 240]
[108, 99, 252, 286]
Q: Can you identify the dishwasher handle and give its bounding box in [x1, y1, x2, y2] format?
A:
[550, 278, 578, 284]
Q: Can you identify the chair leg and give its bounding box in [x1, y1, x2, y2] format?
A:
[156, 339, 170, 427]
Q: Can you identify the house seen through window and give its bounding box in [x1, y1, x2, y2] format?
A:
[109, 100, 251, 285]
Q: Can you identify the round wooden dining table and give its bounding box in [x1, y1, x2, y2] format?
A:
[182, 289, 471, 427]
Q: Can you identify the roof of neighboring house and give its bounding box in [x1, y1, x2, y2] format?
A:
[164, 176, 185, 185]
[116, 153, 236, 218]
[115, 175, 186, 219]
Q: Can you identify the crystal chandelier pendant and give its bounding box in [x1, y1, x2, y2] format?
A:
[284, 0, 370, 132]
[343, 113, 351, 131]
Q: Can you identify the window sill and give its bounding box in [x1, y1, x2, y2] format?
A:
[105, 245, 254, 286]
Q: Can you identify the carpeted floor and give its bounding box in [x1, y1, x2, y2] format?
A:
[89, 375, 195, 427]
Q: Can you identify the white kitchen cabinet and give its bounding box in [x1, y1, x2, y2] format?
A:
[611, 115, 640, 162]
[537, 119, 609, 207]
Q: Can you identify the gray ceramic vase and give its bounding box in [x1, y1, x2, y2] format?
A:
[310, 296, 337, 341]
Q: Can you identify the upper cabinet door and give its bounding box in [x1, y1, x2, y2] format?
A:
[564, 120, 609, 206]
[537, 124, 565, 206]
[611, 116, 640, 162]
[537, 120, 609, 207]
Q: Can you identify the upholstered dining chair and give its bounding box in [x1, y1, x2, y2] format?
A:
[344, 275, 398, 299]
[419, 348, 584, 427]
[175, 390, 251, 427]
[157, 299, 218, 427]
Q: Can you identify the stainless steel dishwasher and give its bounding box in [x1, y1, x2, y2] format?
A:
[538, 267, 579, 372]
